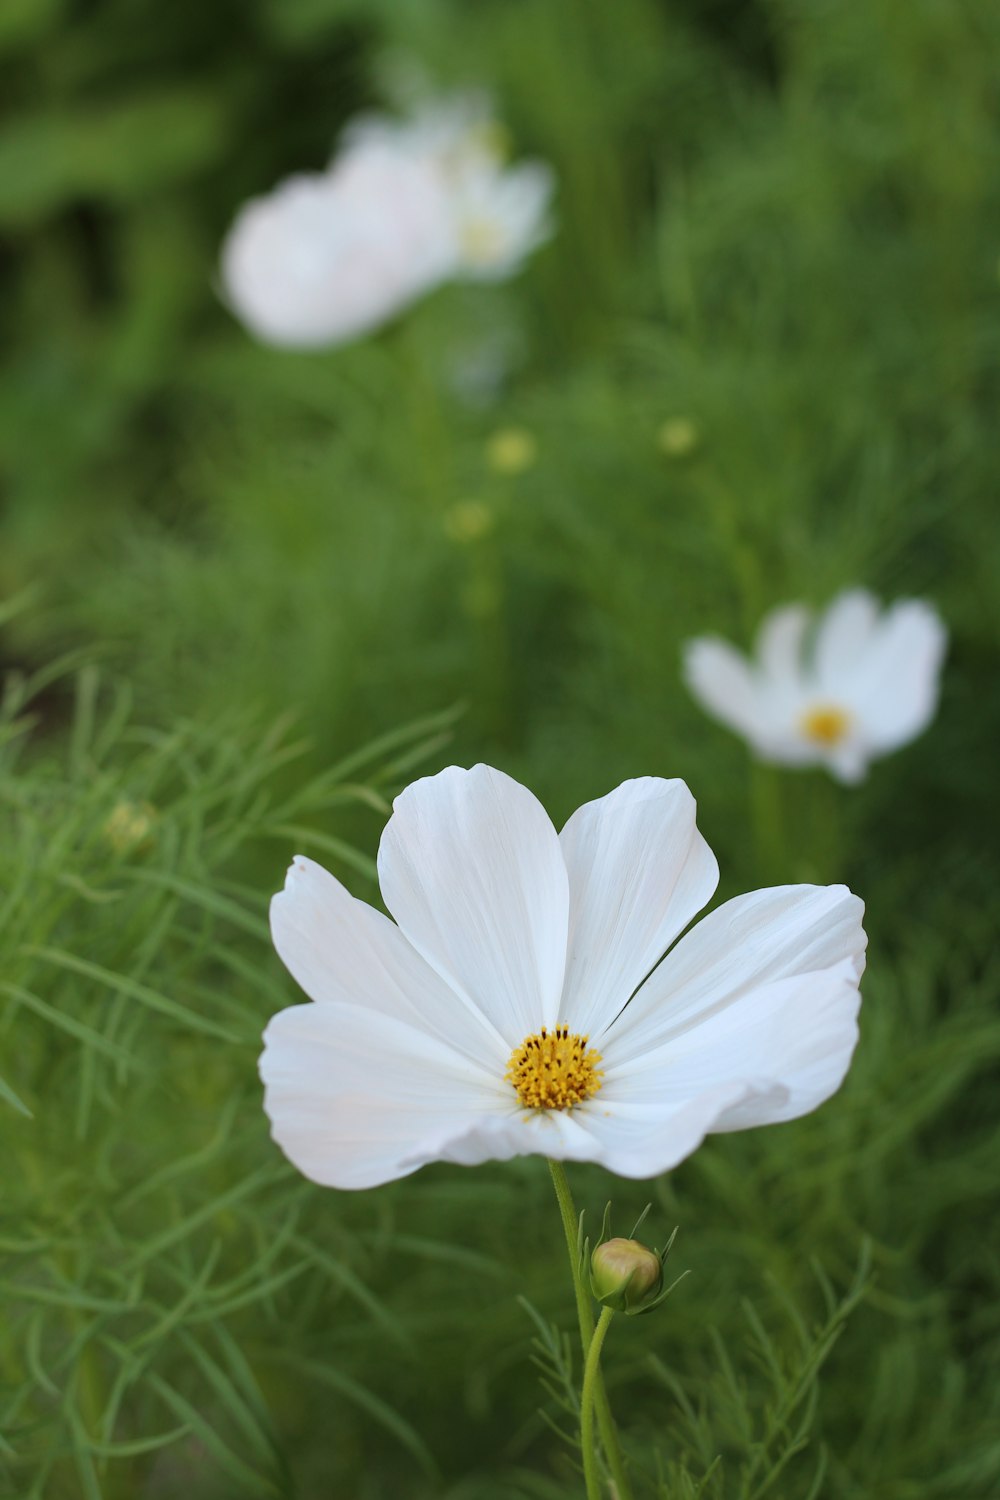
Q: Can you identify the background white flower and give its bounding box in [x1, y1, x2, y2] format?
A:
[260, 766, 866, 1189]
[683, 589, 947, 783]
[219, 140, 455, 348]
[221, 93, 555, 348]
[348, 93, 555, 280]
[448, 159, 555, 280]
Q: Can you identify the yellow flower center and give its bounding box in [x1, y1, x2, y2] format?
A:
[799, 703, 853, 747]
[505, 1025, 603, 1111]
[459, 216, 506, 266]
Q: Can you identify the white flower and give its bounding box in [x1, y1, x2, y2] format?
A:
[260, 766, 865, 1189]
[219, 140, 455, 349]
[345, 92, 500, 177]
[222, 93, 555, 347]
[348, 93, 556, 280]
[448, 158, 555, 280]
[683, 590, 947, 783]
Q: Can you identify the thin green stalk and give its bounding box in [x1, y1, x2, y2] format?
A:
[547, 1159, 633, 1500]
[581, 1308, 616, 1500]
[806, 771, 846, 883]
[750, 761, 785, 884]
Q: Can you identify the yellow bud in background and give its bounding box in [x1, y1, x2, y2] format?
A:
[485, 426, 538, 476]
[104, 800, 157, 855]
[590, 1237, 663, 1313]
[657, 416, 699, 458]
[444, 500, 495, 543]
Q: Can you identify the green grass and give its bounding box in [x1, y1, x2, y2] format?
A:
[2, 0, 1000, 1495]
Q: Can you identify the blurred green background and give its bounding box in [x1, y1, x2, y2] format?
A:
[2, 1, 999, 1496]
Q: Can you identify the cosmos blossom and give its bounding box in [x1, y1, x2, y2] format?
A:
[219, 139, 455, 348]
[683, 589, 947, 783]
[260, 766, 866, 1189]
[346, 94, 555, 281]
[220, 94, 554, 348]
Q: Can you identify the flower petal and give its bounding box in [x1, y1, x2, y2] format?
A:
[270, 855, 507, 1066]
[756, 603, 810, 683]
[604, 884, 866, 1063]
[427, 1105, 603, 1170]
[377, 765, 570, 1045]
[682, 638, 763, 738]
[848, 600, 947, 752]
[422, 1082, 748, 1179]
[452, 160, 555, 280]
[814, 589, 880, 688]
[824, 742, 870, 784]
[558, 778, 719, 1038]
[219, 147, 455, 350]
[260, 1000, 507, 1190]
[601, 959, 861, 1127]
[571, 1084, 753, 1178]
[707, 960, 861, 1129]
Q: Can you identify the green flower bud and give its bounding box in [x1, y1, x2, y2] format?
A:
[590, 1236, 663, 1313]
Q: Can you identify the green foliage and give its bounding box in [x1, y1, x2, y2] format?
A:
[2, 0, 999, 1495]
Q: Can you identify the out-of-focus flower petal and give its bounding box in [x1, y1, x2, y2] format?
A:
[814, 589, 880, 687]
[682, 638, 764, 740]
[848, 600, 948, 752]
[756, 604, 810, 684]
[451, 161, 556, 280]
[220, 145, 454, 348]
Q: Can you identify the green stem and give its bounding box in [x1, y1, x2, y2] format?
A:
[582, 1308, 616, 1500]
[547, 1159, 633, 1500]
[750, 760, 785, 884]
[808, 771, 846, 883]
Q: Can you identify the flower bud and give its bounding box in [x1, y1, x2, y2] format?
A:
[590, 1236, 663, 1313]
[485, 426, 537, 475]
[657, 415, 699, 458]
[104, 799, 157, 855]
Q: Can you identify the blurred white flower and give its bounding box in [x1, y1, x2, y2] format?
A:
[221, 92, 555, 348]
[449, 158, 555, 280]
[260, 765, 865, 1189]
[683, 590, 947, 783]
[350, 93, 555, 281]
[220, 141, 455, 348]
[346, 91, 504, 177]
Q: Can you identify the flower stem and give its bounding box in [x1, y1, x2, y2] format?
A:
[750, 760, 785, 884]
[547, 1159, 633, 1500]
[581, 1308, 616, 1500]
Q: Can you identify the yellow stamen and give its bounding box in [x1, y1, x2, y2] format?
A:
[505, 1025, 603, 1111]
[459, 216, 505, 266]
[799, 703, 853, 747]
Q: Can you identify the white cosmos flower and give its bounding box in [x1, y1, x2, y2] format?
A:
[222, 94, 555, 347]
[448, 159, 555, 280]
[683, 590, 947, 784]
[219, 139, 455, 349]
[260, 766, 866, 1189]
[348, 94, 556, 281]
[345, 92, 500, 176]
